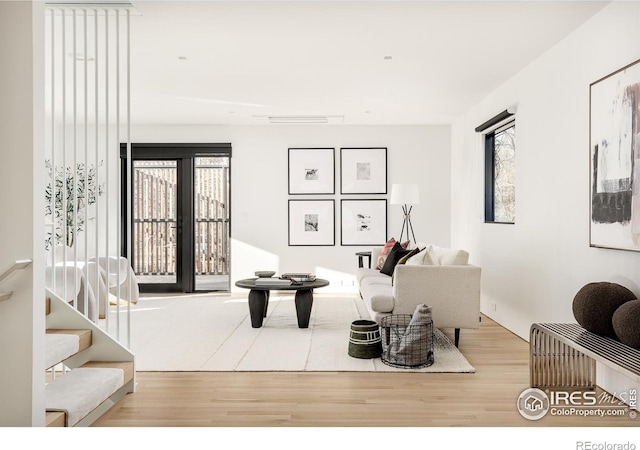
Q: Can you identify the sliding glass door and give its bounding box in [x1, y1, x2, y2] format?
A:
[194, 157, 230, 291]
[122, 144, 231, 293]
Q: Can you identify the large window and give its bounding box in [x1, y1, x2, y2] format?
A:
[484, 121, 516, 223]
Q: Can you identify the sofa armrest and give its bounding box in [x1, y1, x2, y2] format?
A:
[370, 247, 382, 269]
[392, 264, 481, 330]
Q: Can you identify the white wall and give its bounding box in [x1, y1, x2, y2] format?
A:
[451, 1, 640, 395]
[131, 124, 451, 292]
[0, 1, 45, 426]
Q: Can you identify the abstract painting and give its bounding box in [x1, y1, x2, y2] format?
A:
[340, 147, 387, 194]
[305, 214, 319, 232]
[288, 200, 335, 246]
[590, 58, 640, 251]
[341, 199, 387, 246]
[288, 148, 335, 194]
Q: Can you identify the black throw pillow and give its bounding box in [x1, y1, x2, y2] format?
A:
[380, 242, 412, 276]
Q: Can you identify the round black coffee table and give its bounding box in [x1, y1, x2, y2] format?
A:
[235, 278, 330, 328]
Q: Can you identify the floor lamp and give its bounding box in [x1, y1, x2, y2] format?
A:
[390, 183, 419, 244]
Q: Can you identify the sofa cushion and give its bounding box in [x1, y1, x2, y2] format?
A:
[425, 245, 469, 265]
[423, 245, 440, 265]
[398, 246, 421, 265]
[357, 268, 390, 286]
[406, 248, 424, 265]
[361, 283, 394, 313]
[375, 238, 398, 269]
[440, 249, 469, 265]
[392, 247, 422, 285]
[380, 242, 412, 276]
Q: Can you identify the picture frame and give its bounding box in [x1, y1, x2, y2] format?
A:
[288, 199, 335, 246]
[341, 199, 387, 246]
[589, 58, 640, 252]
[340, 147, 387, 194]
[288, 148, 335, 195]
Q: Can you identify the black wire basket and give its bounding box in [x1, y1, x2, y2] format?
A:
[380, 314, 434, 368]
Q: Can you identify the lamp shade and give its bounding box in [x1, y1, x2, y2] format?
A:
[390, 183, 420, 205]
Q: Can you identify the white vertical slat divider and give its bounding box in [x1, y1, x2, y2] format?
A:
[50, 10, 56, 294]
[125, 8, 132, 347]
[94, 10, 100, 323]
[83, 9, 89, 317]
[115, 10, 121, 339]
[46, 4, 133, 346]
[72, 9, 78, 307]
[61, 9, 68, 301]
[48, 9, 58, 381]
[104, 7, 111, 332]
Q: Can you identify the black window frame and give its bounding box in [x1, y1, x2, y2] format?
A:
[119, 143, 232, 293]
[477, 112, 516, 225]
[484, 131, 499, 223]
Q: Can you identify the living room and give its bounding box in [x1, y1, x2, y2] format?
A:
[2, 0, 640, 445]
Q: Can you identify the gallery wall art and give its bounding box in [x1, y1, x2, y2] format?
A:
[288, 148, 335, 194]
[341, 199, 387, 246]
[340, 147, 387, 194]
[288, 199, 335, 246]
[286, 146, 388, 246]
[590, 58, 640, 252]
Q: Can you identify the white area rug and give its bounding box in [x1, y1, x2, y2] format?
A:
[106, 293, 475, 373]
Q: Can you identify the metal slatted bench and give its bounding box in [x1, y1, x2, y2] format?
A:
[530, 323, 640, 390]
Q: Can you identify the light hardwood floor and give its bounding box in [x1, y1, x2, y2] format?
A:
[92, 314, 638, 428]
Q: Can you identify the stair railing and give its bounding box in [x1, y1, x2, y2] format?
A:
[0, 259, 33, 302]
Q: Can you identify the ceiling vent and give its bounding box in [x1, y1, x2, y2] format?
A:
[253, 115, 344, 124]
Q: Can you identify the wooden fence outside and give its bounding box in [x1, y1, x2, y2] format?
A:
[133, 160, 229, 276]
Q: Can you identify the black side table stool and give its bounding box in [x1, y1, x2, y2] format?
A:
[355, 251, 372, 269]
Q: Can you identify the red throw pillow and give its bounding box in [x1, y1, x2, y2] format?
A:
[376, 238, 398, 269]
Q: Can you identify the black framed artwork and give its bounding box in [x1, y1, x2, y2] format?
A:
[288, 148, 335, 195]
[589, 58, 640, 252]
[288, 199, 335, 246]
[340, 147, 387, 194]
[340, 199, 387, 246]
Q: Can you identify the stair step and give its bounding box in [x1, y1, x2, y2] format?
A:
[45, 329, 92, 369]
[46, 411, 66, 427]
[45, 362, 133, 427]
[45, 334, 78, 369]
[47, 329, 92, 352]
[81, 361, 134, 385]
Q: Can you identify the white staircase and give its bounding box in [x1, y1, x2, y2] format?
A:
[45, 290, 135, 427]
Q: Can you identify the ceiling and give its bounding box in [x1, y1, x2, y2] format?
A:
[123, 1, 610, 125]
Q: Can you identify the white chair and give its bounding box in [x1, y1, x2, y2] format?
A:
[45, 261, 98, 323]
[45, 247, 139, 321]
[89, 256, 139, 318]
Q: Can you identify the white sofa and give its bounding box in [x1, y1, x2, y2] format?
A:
[356, 244, 481, 346]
